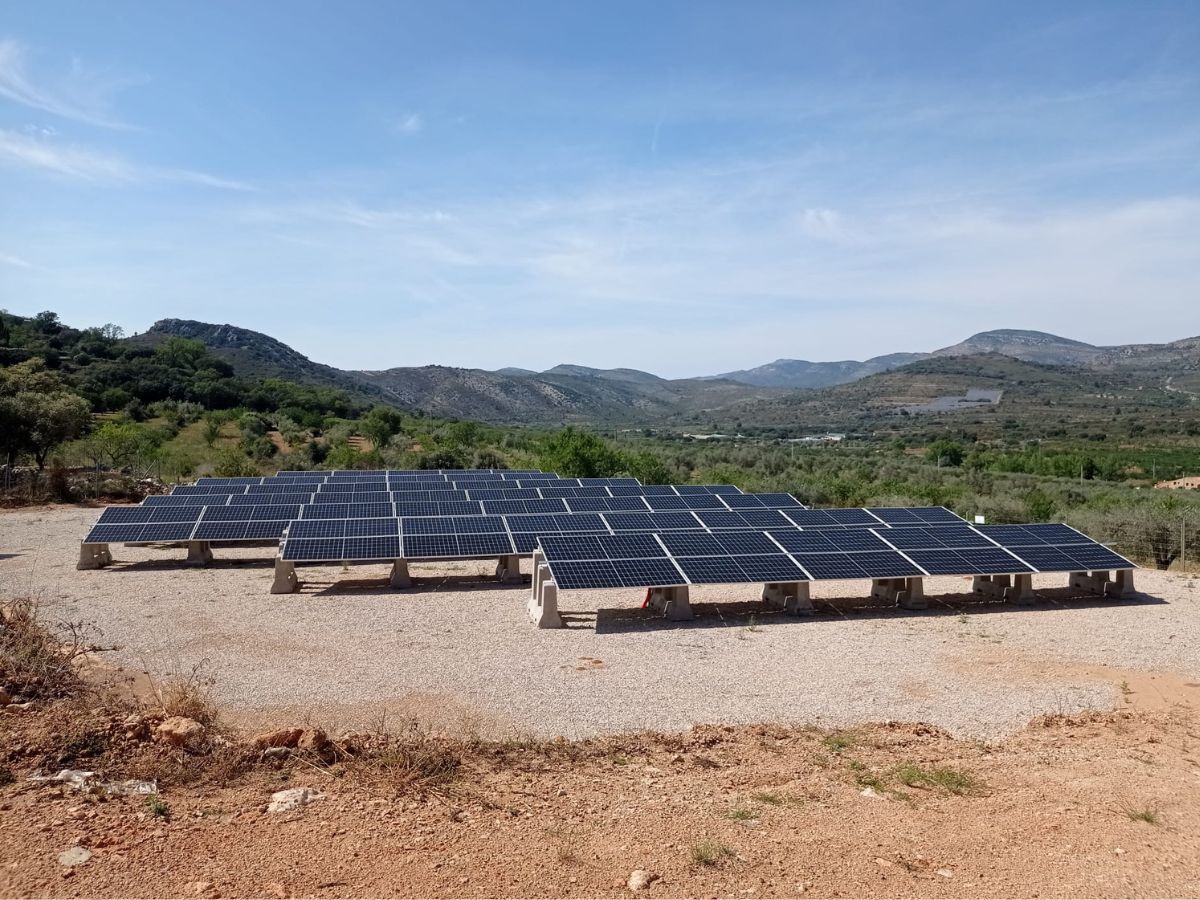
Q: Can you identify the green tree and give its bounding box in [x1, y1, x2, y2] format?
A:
[360, 406, 405, 451]
[538, 428, 624, 478]
[0, 360, 92, 470]
[926, 440, 965, 468]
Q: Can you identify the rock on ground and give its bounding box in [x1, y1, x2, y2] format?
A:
[628, 869, 657, 891]
[157, 716, 206, 751]
[267, 787, 323, 813]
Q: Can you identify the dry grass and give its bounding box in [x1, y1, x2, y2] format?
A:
[894, 763, 986, 796]
[350, 716, 464, 795]
[150, 663, 220, 727]
[0, 598, 94, 701]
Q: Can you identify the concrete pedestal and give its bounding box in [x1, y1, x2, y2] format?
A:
[389, 560, 411, 588]
[647, 585, 693, 621]
[271, 559, 298, 594]
[1105, 569, 1136, 599]
[896, 576, 926, 610]
[77, 543, 113, 570]
[762, 581, 814, 615]
[529, 576, 564, 628]
[494, 554, 522, 584]
[185, 541, 213, 567]
[972, 574, 1011, 599]
[1004, 572, 1036, 605]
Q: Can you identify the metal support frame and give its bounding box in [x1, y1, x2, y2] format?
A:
[76, 543, 113, 570]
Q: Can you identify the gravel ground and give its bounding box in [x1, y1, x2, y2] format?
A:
[3, 505, 1198, 739]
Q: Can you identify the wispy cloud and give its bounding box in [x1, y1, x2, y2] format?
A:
[0, 38, 135, 128]
[0, 251, 35, 269]
[0, 128, 255, 191]
[394, 112, 423, 135]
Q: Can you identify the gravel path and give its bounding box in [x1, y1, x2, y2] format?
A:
[3, 505, 1198, 739]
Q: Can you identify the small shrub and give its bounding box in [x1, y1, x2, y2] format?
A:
[823, 731, 856, 753]
[894, 764, 984, 796]
[0, 598, 92, 700]
[690, 841, 735, 867]
[146, 794, 171, 819]
[725, 805, 756, 821]
[1122, 802, 1161, 825]
[750, 791, 784, 806]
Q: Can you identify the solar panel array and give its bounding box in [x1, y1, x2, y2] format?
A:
[537, 521, 1134, 591]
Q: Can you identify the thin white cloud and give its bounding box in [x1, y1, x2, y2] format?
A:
[0, 38, 134, 129]
[0, 128, 255, 191]
[0, 251, 34, 269]
[394, 112, 423, 135]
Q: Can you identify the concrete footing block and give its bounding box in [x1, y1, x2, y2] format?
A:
[77, 543, 112, 570]
[648, 586, 693, 621]
[1104, 569, 1136, 599]
[897, 576, 927, 610]
[1004, 572, 1036, 605]
[529, 578, 564, 628]
[270, 559, 298, 594]
[184, 541, 213, 567]
[494, 554, 522, 584]
[785, 582, 814, 616]
[389, 560, 411, 588]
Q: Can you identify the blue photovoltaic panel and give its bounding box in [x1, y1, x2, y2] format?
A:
[678, 494, 728, 509]
[911, 506, 966, 524]
[824, 508, 880, 525]
[693, 510, 751, 530]
[344, 517, 399, 537]
[466, 488, 541, 501]
[674, 556, 748, 584]
[282, 538, 345, 561]
[822, 529, 892, 553]
[1056, 545, 1134, 571]
[598, 533, 667, 559]
[289, 519, 347, 539]
[136, 522, 199, 542]
[604, 496, 654, 511]
[646, 512, 704, 530]
[301, 503, 353, 519]
[538, 535, 606, 560]
[148, 506, 205, 523]
[540, 486, 611, 498]
[197, 477, 262, 485]
[243, 521, 291, 539]
[641, 495, 689, 511]
[867, 508, 925, 525]
[193, 521, 250, 541]
[903, 549, 972, 575]
[610, 558, 686, 587]
[954, 548, 1035, 575]
[447, 514, 506, 533]
[735, 554, 810, 582]
[755, 493, 805, 508]
[344, 535, 402, 560]
[482, 499, 569, 515]
[142, 494, 216, 506]
[783, 509, 841, 527]
[199, 505, 249, 522]
[394, 501, 448, 517]
[251, 504, 302, 520]
[456, 532, 516, 556]
[736, 509, 793, 528]
[874, 527, 949, 551]
[313, 490, 390, 504]
[84, 523, 144, 543]
[657, 532, 727, 556]
[925, 527, 994, 549]
[714, 531, 780, 555]
[791, 553, 869, 580]
[975, 524, 1043, 544]
[506, 513, 607, 533]
[229, 493, 313, 506]
[97, 507, 153, 524]
[548, 560, 625, 589]
[1011, 546, 1088, 572]
[767, 529, 839, 554]
[847, 551, 925, 578]
[1021, 523, 1091, 544]
[401, 534, 457, 558]
[562, 497, 622, 513]
[337, 502, 396, 519]
[720, 493, 771, 508]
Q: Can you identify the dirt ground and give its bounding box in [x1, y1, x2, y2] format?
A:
[1, 700, 1199, 898]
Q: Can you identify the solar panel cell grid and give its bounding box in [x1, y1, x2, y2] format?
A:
[137, 523, 197, 542]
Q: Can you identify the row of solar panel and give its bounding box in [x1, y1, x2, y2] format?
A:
[90, 501, 946, 545]
[199, 470, 552, 485]
[174, 479, 723, 497]
[537, 523, 1135, 590]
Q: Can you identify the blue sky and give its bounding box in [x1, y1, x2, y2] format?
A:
[2, 1, 1198, 377]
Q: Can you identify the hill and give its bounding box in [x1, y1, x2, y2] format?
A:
[721, 353, 1198, 437]
[715, 329, 1200, 389]
[141, 319, 781, 424]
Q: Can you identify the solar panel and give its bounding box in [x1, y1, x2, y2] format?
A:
[506, 513, 607, 533]
[910, 506, 966, 523]
[229, 493, 313, 506]
[193, 521, 250, 541]
[673, 556, 747, 584]
[598, 533, 667, 559]
[482, 499, 569, 515]
[822, 530, 892, 553]
[540, 486, 611, 498]
[713, 531, 780, 555]
[289, 519, 347, 539]
[866, 508, 925, 525]
[456, 532, 517, 556]
[142, 494, 216, 506]
[641, 495, 689, 511]
[737, 509, 794, 528]
[657, 532, 726, 556]
[766, 529, 839, 554]
[678, 494, 728, 509]
[466, 488, 542, 501]
[825, 508, 879, 525]
[149, 506, 205, 523]
[955, 548, 1035, 574]
[693, 510, 751, 530]
[735, 554, 810, 582]
[790, 553, 868, 580]
[847, 551, 924, 578]
[783, 509, 840, 527]
[135, 522, 199, 542]
[243, 521, 291, 539]
[344, 535, 402, 559]
[97, 507, 153, 524]
[281, 538, 344, 561]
